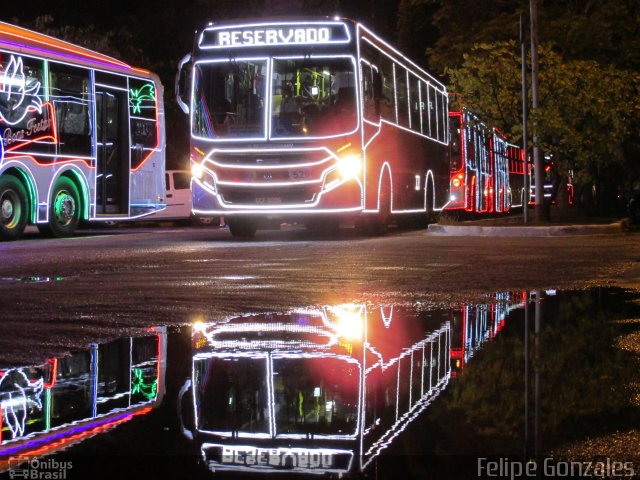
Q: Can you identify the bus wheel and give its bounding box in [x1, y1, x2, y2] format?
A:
[227, 217, 257, 238]
[0, 175, 28, 241]
[40, 177, 81, 238]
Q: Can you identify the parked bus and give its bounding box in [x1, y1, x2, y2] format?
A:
[448, 109, 529, 214]
[177, 18, 450, 237]
[0, 21, 166, 240]
[447, 109, 490, 212]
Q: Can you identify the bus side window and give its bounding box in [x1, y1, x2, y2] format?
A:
[50, 64, 91, 157]
[361, 62, 378, 121]
[394, 64, 409, 128]
[440, 91, 448, 143]
[378, 55, 394, 122]
[421, 81, 430, 137]
[428, 85, 438, 139]
[409, 74, 420, 133]
[434, 88, 446, 142]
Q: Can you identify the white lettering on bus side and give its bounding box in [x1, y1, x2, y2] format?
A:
[216, 28, 332, 46]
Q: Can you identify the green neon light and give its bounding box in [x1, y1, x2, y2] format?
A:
[43, 59, 49, 101]
[129, 83, 156, 115]
[45, 388, 51, 431]
[131, 368, 157, 400]
[13, 169, 37, 224]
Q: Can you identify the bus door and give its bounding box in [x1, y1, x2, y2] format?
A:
[95, 73, 130, 215]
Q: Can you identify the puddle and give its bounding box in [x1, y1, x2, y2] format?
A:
[1, 289, 639, 479]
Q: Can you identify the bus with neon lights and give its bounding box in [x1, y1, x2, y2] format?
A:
[177, 18, 450, 237]
[450, 292, 527, 375]
[181, 305, 451, 475]
[0, 21, 166, 240]
[0, 328, 166, 469]
[447, 109, 528, 214]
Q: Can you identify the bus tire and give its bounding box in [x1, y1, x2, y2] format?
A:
[40, 176, 81, 238]
[0, 175, 28, 241]
[227, 217, 257, 238]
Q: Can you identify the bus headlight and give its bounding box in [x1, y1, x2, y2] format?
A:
[192, 163, 204, 180]
[337, 154, 361, 180]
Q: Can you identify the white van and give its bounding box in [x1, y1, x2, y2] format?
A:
[153, 170, 217, 225]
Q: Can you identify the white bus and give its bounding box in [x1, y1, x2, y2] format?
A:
[177, 18, 450, 237]
[0, 21, 166, 240]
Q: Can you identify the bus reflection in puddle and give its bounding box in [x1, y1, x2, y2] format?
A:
[181, 293, 527, 476]
[0, 328, 166, 471]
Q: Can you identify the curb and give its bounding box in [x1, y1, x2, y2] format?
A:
[427, 222, 624, 237]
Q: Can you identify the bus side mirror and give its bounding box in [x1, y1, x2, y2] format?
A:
[176, 54, 192, 114]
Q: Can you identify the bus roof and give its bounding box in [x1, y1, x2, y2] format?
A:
[0, 21, 151, 75]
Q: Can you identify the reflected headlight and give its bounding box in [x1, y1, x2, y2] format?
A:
[337, 154, 361, 180]
[332, 304, 363, 341]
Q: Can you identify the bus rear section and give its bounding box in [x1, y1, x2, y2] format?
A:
[178, 19, 450, 237]
[0, 21, 165, 241]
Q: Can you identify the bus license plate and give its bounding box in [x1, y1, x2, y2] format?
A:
[289, 169, 309, 180]
[256, 196, 282, 205]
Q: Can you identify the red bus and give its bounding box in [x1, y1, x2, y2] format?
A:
[448, 109, 528, 214]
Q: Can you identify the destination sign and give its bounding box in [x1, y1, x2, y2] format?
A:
[199, 23, 351, 49]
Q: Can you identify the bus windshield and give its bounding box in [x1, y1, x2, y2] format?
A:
[271, 57, 357, 138]
[192, 60, 267, 139]
[191, 57, 357, 140]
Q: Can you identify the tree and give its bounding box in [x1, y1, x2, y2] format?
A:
[447, 41, 640, 214]
[427, 0, 640, 73]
